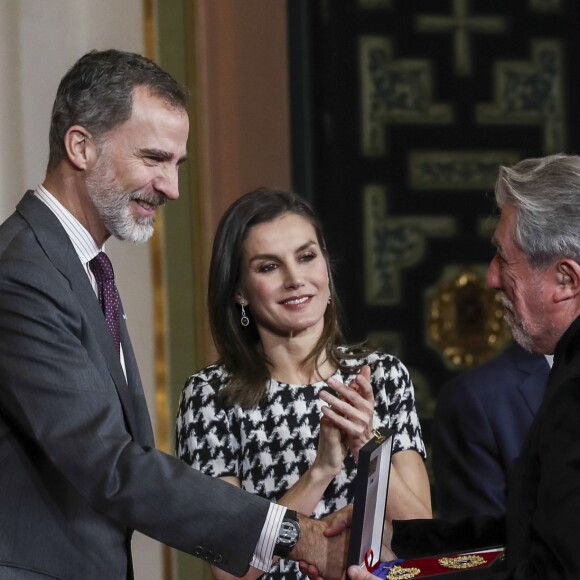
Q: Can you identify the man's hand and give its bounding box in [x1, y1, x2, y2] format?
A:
[290, 506, 352, 580]
[323, 503, 353, 538]
[297, 506, 397, 580]
[300, 564, 386, 580]
[299, 563, 375, 580]
[346, 565, 375, 579]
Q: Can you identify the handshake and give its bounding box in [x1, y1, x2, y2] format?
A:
[291, 504, 390, 580]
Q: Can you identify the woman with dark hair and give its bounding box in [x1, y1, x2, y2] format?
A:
[176, 188, 431, 579]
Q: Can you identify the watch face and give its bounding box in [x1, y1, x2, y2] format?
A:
[279, 519, 300, 546]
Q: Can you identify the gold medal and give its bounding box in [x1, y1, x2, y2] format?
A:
[438, 554, 486, 569]
[386, 565, 420, 579]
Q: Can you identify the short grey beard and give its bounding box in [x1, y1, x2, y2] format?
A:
[505, 316, 535, 352]
[500, 294, 537, 352]
[86, 156, 156, 244]
[107, 204, 155, 244]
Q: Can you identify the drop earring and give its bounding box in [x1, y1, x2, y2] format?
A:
[240, 303, 250, 327]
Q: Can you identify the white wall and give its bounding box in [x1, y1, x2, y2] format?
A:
[0, 2, 24, 217]
[0, 1, 163, 578]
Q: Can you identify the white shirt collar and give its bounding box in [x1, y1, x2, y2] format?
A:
[34, 184, 103, 267]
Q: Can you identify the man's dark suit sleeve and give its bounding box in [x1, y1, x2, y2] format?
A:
[397, 370, 580, 579]
[392, 516, 505, 558]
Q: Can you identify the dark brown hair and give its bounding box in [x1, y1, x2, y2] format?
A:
[47, 49, 187, 172]
[208, 187, 365, 408]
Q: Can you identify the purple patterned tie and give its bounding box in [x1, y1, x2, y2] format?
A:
[89, 252, 121, 353]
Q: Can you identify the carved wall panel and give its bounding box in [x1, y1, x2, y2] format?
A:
[290, 0, 580, 467]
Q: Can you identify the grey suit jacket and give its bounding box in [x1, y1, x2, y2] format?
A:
[0, 192, 270, 579]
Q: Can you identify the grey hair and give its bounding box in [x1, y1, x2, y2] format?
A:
[495, 153, 580, 268]
[47, 49, 187, 172]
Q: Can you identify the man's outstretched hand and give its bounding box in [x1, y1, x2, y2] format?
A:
[296, 504, 398, 580]
[345, 566, 376, 579]
[300, 562, 378, 580]
[291, 505, 353, 580]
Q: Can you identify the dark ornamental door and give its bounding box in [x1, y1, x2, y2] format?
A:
[288, 0, 580, 476]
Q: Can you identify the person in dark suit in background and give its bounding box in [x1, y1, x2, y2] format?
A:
[0, 49, 348, 580]
[432, 343, 550, 519]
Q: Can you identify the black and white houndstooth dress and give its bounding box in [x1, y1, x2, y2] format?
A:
[176, 350, 426, 579]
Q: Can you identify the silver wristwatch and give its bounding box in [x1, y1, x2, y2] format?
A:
[273, 509, 301, 557]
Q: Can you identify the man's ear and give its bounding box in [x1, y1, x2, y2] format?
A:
[63, 125, 97, 170]
[554, 259, 580, 303]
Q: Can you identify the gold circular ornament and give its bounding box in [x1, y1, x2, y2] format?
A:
[426, 267, 511, 369]
[386, 566, 421, 579]
[438, 554, 486, 569]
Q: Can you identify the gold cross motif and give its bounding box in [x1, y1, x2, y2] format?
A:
[416, 0, 507, 76]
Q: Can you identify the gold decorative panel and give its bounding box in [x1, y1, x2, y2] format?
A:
[415, 0, 508, 77]
[476, 39, 565, 154]
[409, 150, 521, 191]
[360, 36, 453, 156]
[364, 184, 455, 305]
[426, 266, 511, 369]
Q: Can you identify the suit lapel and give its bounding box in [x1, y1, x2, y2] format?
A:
[547, 316, 580, 400]
[119, 311, 154, 446]
[72, 273, 141, 437]
[17, 192, 141, 438]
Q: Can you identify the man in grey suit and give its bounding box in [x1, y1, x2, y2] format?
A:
[0, 49, 348, 579]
